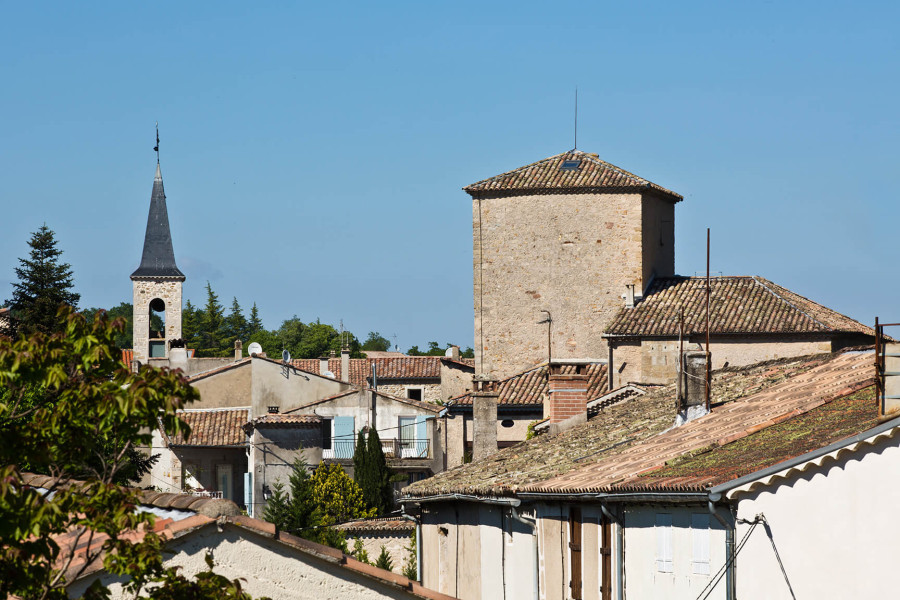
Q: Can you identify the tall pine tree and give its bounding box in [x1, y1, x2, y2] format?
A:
[224, 297, 249, 344]
[248, 302, 263, 335]
[5, 225, 79, 336]
[198, 282, 225, 355]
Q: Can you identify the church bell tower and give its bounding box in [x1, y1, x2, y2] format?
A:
[130, 160, 185, 363]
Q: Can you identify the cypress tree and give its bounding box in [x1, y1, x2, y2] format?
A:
[365, 427, 394, 516]
[248, 302, 263, 335]
[5, 225, 79, 336]
[353, 428, 369, 494]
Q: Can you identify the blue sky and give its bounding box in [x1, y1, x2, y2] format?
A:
[2, 2, 898, 350]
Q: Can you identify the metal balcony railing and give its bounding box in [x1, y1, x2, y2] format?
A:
[188, 490, 223, 499]
[322, 438, 430, 460]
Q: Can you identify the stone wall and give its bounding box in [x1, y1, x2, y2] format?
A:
[376, 381, 441, 404]
[473, 191, 674, 380]
[611, 335, 836, 385]
[347, 531, 413, 575]
[132, 278, 182, 363]
[440, 362, 474, 402]
[191, 362, 252, 407]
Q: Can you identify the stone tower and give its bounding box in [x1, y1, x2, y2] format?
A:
[130, 162, 185, 363]
[465, 149, 682, 380]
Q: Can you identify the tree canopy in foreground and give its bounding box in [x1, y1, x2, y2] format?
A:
[0, 308, 262, 599]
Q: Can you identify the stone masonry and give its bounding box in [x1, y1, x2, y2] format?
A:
[132, 279, 183, 363]
[471, 191, 674, 380]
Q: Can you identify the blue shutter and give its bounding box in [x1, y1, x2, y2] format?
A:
[334, 416, 355, 459]
[415, 416, 428, 458]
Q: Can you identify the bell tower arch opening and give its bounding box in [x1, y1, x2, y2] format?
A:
[148, 298, 167, 358]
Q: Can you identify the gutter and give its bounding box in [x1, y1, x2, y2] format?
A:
[518, 491, 707, 503]
[401, 493, 521, 506]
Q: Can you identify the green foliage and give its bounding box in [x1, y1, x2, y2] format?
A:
[248, 303, 263, 336]
[352, 429, 369, 488]
[401, 529, 418, 580]
[0, 307, 261, 598]
[182, 299, 200, 346]
[4, 224, 80, 336]
[224, 297, 249, 346]
[196, 282, 226, 356]
[365, 428, 394, 516]
[374, 545, 393, 572]
[407, 341, 472, 357]
[310, 463, 377, 526]
[351, 538, 370, 565]
[361, 331, 391, 352]
[525, 419, 542, 440]
[262, 460, 347, 551]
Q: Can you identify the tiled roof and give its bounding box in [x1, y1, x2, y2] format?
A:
[463, 149, 682, 201]
[244, 414, 322, 431]
[525, 350, 874, 493]
[333, 517, 416, 533]
[167, 408, 250, 447]
[604, 276, 874, 337]
[287, 388, 443, 414]
[290, 356, 444, 385]
[441, 356, 476, 370]
[619, 386, 880, 493]
[121, 349, 133, 365]
[448, 362, 607, 407]
[404, 350, 873, 498]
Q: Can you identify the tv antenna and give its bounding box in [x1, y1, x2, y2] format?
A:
[574, 87, 578, 150]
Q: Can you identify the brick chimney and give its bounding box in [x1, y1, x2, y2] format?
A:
[472, 378, 498, 461]
[548, 364, 588, 435]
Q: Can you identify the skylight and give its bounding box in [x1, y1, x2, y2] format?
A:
[560, 160, 581, 171]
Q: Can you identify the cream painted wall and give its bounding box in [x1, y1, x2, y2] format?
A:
[622, 504, 728, 600]
[69, 524, 427, 599]
[734, 431, 900, 599]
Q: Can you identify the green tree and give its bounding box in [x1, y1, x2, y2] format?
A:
[361, 427, 394, 516]
[182, 299, 201, 349]
[374, 546, 393, 572]
[361, 331, 391, 352]
[4, 224, 80, 336]
[224, 297, 249, 345]
[351, 538, 370, 565]
[0, 307, 260, 599]
[310, 463, 376, 526]
[401, 530, 417, 580]
[197, 282, 225, 356]
[248, 302, 263, 336]
[352, 429, 369, 492]
[81, 302, 136, 350]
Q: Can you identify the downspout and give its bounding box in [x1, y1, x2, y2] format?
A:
[510, 506, 539, 600]
[709, 495, 735, 600]
[600, 503, 623, 600]
[401, 507, 423, 583]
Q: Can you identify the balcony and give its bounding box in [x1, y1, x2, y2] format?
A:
[322, 438, 430, 460]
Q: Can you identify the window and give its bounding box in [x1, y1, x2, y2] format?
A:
[692, 513, 710, 575]
[406, 387, 423, 402]
[656, 513, 673, 573]
[321, 418, 332, 450]
[216, 464, 233, 501]
[560, 160, 581, 170]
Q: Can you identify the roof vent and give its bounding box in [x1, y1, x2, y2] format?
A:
[560, 160, 581, 171]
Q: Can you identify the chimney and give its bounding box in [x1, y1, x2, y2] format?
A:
[234, 339, 243, 361]
[676, 350, 710, 425]
[319, 356, 329, 375]
[169, 346, 188, 373]
[447, 345, 461, 361]
[624, 284, 636, 308]
[548, 364, 588, 435]
[472, 378, 498, 461]
[341, 346, 350, 383]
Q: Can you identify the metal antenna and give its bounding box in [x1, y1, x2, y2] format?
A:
[153, 122, 160, 164]
[574, 87, 578, 150]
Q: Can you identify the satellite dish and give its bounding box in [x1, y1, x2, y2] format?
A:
[247, 342, 263, 356]
[282, 349, 291, 363]
[324, 370, 336, 379]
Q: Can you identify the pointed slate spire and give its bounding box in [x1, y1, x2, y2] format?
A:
[130, 163, 185, 280]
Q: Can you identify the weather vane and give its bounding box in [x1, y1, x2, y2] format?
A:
[153, 122, 160, 163]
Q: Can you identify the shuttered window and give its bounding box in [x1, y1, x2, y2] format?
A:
[692, 513, 711, 575]
[655, 514, 673, 573]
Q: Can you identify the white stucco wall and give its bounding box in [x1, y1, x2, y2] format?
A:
[622, 504, 728, 600]
[69, 524, 424, 599]
[733, 431, 900, 599]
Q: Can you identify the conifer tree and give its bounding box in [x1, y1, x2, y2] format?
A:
[182, 299, 200, 348]
[198, 282, 225, 355]
[363, 427, 394, 516]
[375, 546, 394, 572]
[248, 302, 263, 335]
[353, 429, 370, 493]
[5, 225, 79, 335]
[224, 297, 249, 345]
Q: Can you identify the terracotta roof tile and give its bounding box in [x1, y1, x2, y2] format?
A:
[605, 276, 874, 337]
[169, 408, 250, 446]
[290, 356, 444, 385]
[244, 413, 323, 431]
[525, 351, 875, 493]
[463, 149, 682, 201]
[404, 350, 872, 498]
[333, 517, 416, 533]
[448, 362, 607, 407]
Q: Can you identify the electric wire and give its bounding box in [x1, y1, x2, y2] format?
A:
[695, 515, 761, 600]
